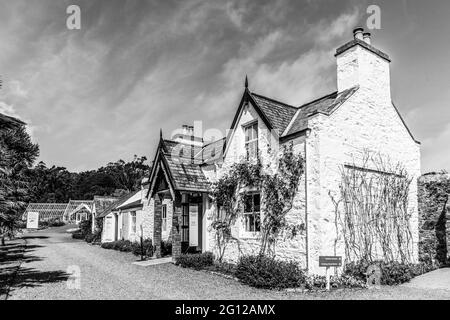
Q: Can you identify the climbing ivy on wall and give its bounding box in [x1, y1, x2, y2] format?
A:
[418, 173, 450, 266]
[211, 143, 304, 261]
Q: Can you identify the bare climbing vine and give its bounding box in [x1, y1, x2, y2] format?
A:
[337, 151, 414, 264]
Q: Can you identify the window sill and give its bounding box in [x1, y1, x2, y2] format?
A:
[239, 231, 260, 240]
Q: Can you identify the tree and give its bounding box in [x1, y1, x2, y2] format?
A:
[101, 155, 150, 192]
[0, 125, 39, 245]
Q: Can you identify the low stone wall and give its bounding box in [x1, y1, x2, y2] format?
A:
[418, 173, 450, 266]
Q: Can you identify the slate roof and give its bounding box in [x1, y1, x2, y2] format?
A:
[162, 140, 211, 192]
[94, 196, 118, 215]
[97, 192, 136, 218]
[118, 199, 143, 211]
[285, 86, 359, 136]
[250, 93, 298, 135]
[194, 138, 226, 164]
[149, 86, 360, 194]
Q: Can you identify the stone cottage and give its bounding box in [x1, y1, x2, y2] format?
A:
[112, 28, 421, 274]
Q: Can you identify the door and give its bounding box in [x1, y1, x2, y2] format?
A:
[114, 214, 118, 241]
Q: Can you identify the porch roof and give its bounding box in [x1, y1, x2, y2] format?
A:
[164, 152, 210, 192]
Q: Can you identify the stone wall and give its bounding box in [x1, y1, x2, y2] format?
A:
[306, 87, 421, 274]
[418, 173, 450, 266]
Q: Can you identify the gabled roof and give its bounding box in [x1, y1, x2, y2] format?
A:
[63, 200, 94, 220]
[147, 138, 211, 198]
[250, 93, 298, 136]
[97, 192, 134, 218]
[117, 190, 143, 211]
[284, 86, 359, 137]
[164, 149, 210, 192]
[118, 199, 143, 211]
[226, 86, 359, 149]
[93, 196, 119, 214]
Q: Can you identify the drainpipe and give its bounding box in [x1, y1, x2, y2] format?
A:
[304, 129, 310, 272]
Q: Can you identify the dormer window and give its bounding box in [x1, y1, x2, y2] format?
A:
[244, 122, 258, 160]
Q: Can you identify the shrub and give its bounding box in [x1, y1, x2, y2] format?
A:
[235, 255, 304, 289]
[131, 239, 154, 258]
[49, 219, 65, 227]
[79, 219, 92, 237]
[175, 252, 214, 270]
[344, 260, 436, 286]
[161, 240, 172, 257]
[16, 220, 27, 229]
[101, 242, 114, 250]
[85, 233, 95, 243]
[204, 261, 237, 277]
[72, 231, 84, 240]
[100, 240, 133, 252]
[304, 274, 366, 290]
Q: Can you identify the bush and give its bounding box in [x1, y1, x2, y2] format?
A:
[235, 255, 304, 290]
[85, 231, 102, 244]
[39, 218, 65, 229]
[131, 239, 154, 258]
[161, 240, 172, 257]
[304, 274, 366, 290]
[101, 242, 114, 249]
[175, 252, 214, 270]
[72, 231, 84, 240]
[204, 262, 237, 277]
[100, 240, 134, 252]
[344, 260, 436, 286]
[16, 220, 27, 229]
[79, 219, 92, 237]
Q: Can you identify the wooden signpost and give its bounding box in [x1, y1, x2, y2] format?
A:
[319, 256, 342, 291]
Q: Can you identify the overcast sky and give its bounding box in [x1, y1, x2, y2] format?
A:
[0, 0, 448, 173]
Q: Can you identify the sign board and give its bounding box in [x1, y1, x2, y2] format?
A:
[189, 205, 198, 247]
[319, 256, 342, 291]
[319, 256, 342, 267]
[26, 212, 39, 229]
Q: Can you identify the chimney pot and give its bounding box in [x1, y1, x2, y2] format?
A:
[363, 32, 372, 45]
[353, 27, 364, 41]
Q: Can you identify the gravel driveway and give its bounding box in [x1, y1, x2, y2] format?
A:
[3, 226, 450, 300]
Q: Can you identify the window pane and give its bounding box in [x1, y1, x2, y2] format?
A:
[253, 194, 260, 212]
[252, 123, 258, 139]
[245, 126, 250, 142]
[244, 195, 252, 213]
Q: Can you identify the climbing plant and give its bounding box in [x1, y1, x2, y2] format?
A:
[336, 152, 414, 264]
[211, 143, 304, 260]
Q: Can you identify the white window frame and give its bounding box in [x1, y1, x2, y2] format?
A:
[244, 121, 258, 161]
[241, 192, 261, 238]
[130, 211, 137, 234]
[162, 204, 167, 232]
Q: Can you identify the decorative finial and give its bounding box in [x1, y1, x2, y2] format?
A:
[160, 128, 163, 139]
[245, 75, 248, 89]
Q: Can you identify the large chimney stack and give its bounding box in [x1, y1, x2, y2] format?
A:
[335, 27, 392, 104]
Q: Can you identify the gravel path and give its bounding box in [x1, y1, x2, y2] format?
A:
[3, 226, 450, 300]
